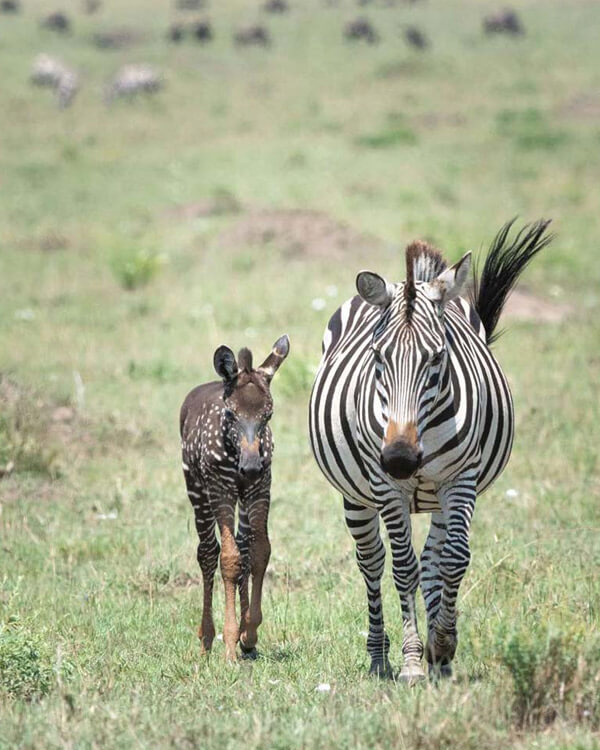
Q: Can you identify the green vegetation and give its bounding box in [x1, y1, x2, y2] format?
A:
[1, 0, 599, 747]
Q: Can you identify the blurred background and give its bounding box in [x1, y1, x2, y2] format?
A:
[0, 1, 599, 747]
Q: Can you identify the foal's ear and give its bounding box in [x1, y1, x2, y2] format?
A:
[356, 271, 394, 308]
[423, 252, 471, 305]
[257, 334, 290, 382]
[214, 345, 239, 383]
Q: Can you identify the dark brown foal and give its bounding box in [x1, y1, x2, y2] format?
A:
[180, 335, 289, 661]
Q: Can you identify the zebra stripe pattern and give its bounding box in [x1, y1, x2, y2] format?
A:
[309, 221, 552, 681]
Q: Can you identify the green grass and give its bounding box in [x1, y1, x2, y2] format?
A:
[1, 0, 600, 747]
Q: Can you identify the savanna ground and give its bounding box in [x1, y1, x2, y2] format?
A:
[0, 0, 599, 747]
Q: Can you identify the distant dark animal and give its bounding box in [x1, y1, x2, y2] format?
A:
[180, 336, 290, 661]
[193, 20, 212, 42]
[483, 9, 524, 35]
[82, 0, 101, 13]
[0, 1, 20, 13]
[310, 220, 552, 681]
[344, 17, 379, 44]
[176, 0, 205, 9]
[167, 23, 185, 42]
[404, 26, 428, 50]
[92, 28, 139, 50]
[234, 25, 271, 47]
[30, 53, 80, 108]
[263, 0, 289, 12]
[106, 64, 163, 101]
[41, 11, 71, 33]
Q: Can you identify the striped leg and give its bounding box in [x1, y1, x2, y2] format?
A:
[239, 490, 271, 658]
[236, 502, 251, 647]
[426, 476, 477, 678]
[381, 500, 425, 684]
[211, 494, 242, 662]
[186, 476, 219, 654]
[420, 512, 447, 630]
[344, 497, 391, 678]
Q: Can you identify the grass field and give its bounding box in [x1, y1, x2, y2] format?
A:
[1, 0, 599, 747]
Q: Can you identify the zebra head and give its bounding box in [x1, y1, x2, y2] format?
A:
[214, 335, 290, 481]
[356, 246, 471, 481]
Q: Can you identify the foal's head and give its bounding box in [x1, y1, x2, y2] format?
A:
[213, 335, 290, 481]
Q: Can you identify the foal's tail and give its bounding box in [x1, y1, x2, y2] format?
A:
[470, 218, 554, 345]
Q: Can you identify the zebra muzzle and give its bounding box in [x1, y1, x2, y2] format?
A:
[380, 438, 422, 480]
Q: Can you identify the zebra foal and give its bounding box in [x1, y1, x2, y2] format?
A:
[180, 335, 289, 661]
[309, 220, 552, 681]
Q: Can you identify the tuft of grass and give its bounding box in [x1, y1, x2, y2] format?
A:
[110, 247, 167, 291]
[0, 377, 60, 478]
[0, 617, 73, 701]
[495, 108, 570, 151]
[497, 623, 600, 729]
[356, 114, 418, 148]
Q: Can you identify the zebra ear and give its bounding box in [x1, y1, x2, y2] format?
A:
[257, 334, 290, 382]
[214, 346, 239, 383]
[424, 252, 471, 305]
[356, 271, 394, 308]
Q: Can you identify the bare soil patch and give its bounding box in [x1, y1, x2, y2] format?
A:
[502, 287, 571, 324]
[216, 208, 383, 260]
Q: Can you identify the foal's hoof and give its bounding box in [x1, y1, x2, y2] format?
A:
[239, 643, 259, 661]
[398, 664, 426, 686]
[369, 660, 394, 679]
[428, 662, 453, 682]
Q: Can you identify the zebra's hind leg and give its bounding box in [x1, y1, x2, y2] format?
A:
[344, 497, 392, 679]
[426, 477, 476, 679]
[381, 500, 425, 685]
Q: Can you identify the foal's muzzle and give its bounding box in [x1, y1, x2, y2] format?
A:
[380, 438, 423, 480]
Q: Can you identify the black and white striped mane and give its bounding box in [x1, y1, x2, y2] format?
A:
[404, 241, 447, 318]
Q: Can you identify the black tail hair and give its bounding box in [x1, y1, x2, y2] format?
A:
[470, 218, 554, 345]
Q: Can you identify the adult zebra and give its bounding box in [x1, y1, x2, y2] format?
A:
[309, 220, 552, 682]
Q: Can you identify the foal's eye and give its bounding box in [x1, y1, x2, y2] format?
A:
[430, 351, 444, 366]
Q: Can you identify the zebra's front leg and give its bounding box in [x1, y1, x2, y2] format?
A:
[236, 502, 251, 649]
[344, 497, 392, 678]
[426, 476, 476, 679]
[381, 499, 425, 685]
[212, 495, 242, 662]
[239, 490, 271, 659]
[420, 511, 446, 633]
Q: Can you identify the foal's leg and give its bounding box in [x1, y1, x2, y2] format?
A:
[186, 476, 219, 654]
[239, 486, 271, 658]
[381, 499, 425, 684]
[211, 493, 242, 661]
[236, 503, 251, 644]
[426, 475, 477, 678]
[344, 497, 392, 678]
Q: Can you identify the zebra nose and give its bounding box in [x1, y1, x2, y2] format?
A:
[239, 455, 263, 480]
[380, 439, 422, 480]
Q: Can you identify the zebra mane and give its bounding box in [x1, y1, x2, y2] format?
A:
[406, 240, 448, 282]
[404, 241, 447, 319]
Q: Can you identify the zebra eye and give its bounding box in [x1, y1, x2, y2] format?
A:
[430, 350, 444, 366]
[371, 345, 382, 361]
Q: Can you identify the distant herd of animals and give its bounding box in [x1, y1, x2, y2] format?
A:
[1, 0, 526, 108]
[180, 218, 552, 681]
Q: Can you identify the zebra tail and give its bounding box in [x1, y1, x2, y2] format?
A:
[470, 218, 554, 345]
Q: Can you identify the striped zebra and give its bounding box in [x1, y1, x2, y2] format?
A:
[309, 219, 552, 682]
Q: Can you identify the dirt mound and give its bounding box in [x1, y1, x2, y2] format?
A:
[217, 209, 382, 260]
[502, 287, 571, 324]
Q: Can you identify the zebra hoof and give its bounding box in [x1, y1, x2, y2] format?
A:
[398, 665, 426, 686]
[369, 660, 394, 679]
